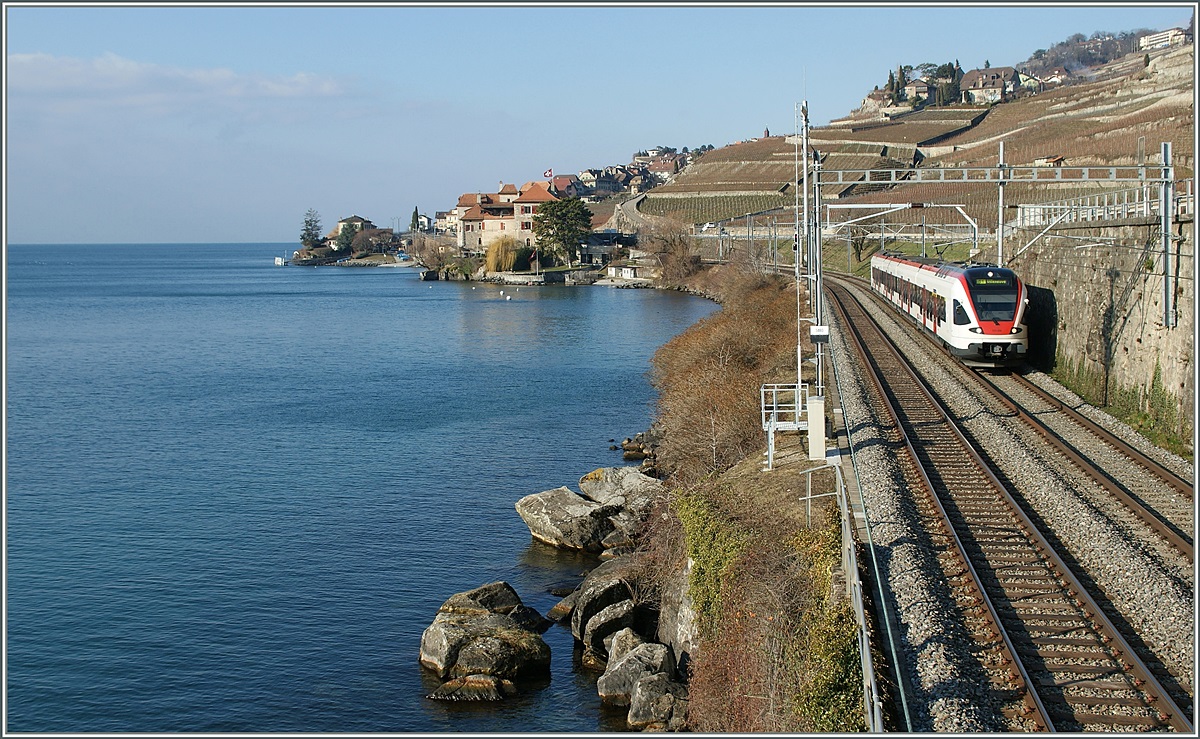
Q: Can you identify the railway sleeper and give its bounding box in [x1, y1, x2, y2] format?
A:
[1001, 600, 1088, 613]
[1069, 712, 1172, 728]
[1028, 623, 1104, 637]
[1030, 636, 1111, 648]
[1001, 580, 1066, 590]
[1063, 693, 1160, 708]
[1032, 647, 1119, 661]
[1018, 611, 1095, 622]
[1039, 662, 1129, 676]
[1033, 674, 1149, 691]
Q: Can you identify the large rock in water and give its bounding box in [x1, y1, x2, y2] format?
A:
[578, 466, 664, 511]
[596, 641, 676, 706]
[570, 557, 635, 643]
[628, 672, 689, 730]
[419, 582, 551, 694]
[578, 467, 665, 538]
[515, 486, 619, 552]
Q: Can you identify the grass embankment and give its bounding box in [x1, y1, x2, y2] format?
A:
[637, 265, 865, 731]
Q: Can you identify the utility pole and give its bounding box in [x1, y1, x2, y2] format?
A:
[1161, 141, 1175, 327]
[796, 102, 807, 391]
[997, 140, 1006, 265]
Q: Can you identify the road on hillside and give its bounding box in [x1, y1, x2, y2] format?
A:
[613, 194, 657, 232]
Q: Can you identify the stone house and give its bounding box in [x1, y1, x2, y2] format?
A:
[456, 182, 558, 254]
[959, 67, 1020, 104]
[435, 210, 457, 235]
[903, 77, 932, 102]
[324, 215, 377, 249]
[647, 156, 681, 183]
[550, 174, 583, 198]
[1040, 66, 1071, 87]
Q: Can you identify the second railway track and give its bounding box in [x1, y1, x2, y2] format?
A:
[827, 278, 1193, 732]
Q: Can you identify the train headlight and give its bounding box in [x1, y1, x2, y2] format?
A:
[1010, 327, 1023, 334]
[968, 327, 983, 334]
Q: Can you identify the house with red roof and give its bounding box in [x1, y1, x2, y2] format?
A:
[455, 181, 559, 254]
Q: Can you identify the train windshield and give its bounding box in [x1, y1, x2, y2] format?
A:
[966, 271, 1018, 322]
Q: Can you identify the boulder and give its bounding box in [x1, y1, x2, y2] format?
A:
[440, 581, 523, 616]
[606, 627, 645, 664]
[453, 631, 551, 679]
[439, 581, 551, 633]
[656, 563, 698, 678]
[579, 467, 665, 539]
[570, 557, 635, 642]
[627, 672, 689, 730]
[578, 467, 664, 516]
[419, 582, 551, 685]
[596, 642, 676, 706]
[581, 598, 635, 657]
[546, 589, 578, 623]
[515, 486, 619, 552]
[427, 673, 518, 701]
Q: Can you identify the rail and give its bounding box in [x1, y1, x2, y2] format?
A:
[827, 277, 1193, 731]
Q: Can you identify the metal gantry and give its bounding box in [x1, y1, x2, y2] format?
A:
[813, 141, 1181, 327]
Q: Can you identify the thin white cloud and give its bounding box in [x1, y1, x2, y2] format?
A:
[7, 52, 346, 116]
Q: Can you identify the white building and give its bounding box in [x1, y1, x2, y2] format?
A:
[1139, 28, 1189, 50]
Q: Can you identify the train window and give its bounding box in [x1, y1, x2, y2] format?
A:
[953, 300, 970, 325]
[970, 288, 1018, 321]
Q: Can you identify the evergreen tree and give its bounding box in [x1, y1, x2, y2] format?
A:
[335, 222, 358, 251]
[300, 209, 323, 248]
[531, 198, 593, 267]
[410, 206, 421, 233]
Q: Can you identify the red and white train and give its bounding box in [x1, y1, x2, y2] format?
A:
[869, 252, 1029, 367]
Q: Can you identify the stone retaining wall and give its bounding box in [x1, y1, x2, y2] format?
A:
[1010, 215, 1193, 436]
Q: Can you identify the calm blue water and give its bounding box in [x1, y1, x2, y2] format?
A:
[5, 243, 717, 733]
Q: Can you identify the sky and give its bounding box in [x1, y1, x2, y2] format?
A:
[4, 2, 1194, 244]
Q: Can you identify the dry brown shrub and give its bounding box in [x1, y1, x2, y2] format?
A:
[650, 271, 807, 484]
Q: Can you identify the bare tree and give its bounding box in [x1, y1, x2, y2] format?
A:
[645, 223, 703, 287]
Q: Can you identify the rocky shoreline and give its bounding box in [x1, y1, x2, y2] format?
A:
[418, 448, 692, 731]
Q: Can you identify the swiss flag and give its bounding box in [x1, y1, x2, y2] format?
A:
[543, 168, 553, 178]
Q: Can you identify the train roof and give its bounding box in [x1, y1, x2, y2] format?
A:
[872, 252, 1016, 275]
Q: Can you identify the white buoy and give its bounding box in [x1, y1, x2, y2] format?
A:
[506, 295, 512, 300]
[500, 290, 504, 295]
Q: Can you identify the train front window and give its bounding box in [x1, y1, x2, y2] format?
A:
[966, 271, 1018, 322]
[969, 287, 1017, 321]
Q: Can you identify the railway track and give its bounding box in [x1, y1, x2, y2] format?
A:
[982, 371, 1194, 560]
[827, 279, 1193, 732]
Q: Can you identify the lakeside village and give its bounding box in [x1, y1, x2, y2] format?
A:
[286, 27, 1192, 291]
[287, 144, 715, 288]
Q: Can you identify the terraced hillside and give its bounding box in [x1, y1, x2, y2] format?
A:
[638, 43, 1193, 230]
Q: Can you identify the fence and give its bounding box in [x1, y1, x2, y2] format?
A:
[1013, 179, 1194, 228]
[796, 463, 885, 732]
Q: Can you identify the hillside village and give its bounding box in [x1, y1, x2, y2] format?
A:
[292, 22, 1192, 273]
